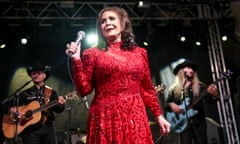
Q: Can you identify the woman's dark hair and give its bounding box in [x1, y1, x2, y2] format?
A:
[96, 6, 136, 50]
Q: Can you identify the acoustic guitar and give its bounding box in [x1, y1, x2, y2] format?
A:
[2, 92, 78, 138]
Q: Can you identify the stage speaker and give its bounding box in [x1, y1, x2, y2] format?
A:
[206, 117, 221, 144]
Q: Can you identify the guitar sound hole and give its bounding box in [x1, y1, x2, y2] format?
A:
[25, 111, 33, 119]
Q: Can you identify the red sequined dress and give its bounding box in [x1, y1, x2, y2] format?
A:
[72, 42, 162, 144]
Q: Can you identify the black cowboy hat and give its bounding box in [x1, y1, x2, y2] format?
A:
[173, 60, 198, 75]
[26, 62, 51, 80]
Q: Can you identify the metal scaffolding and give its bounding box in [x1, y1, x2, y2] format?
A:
[0, 0, 239, 143]
[203, 4, 240, 144]
[0, 0, 217, 27]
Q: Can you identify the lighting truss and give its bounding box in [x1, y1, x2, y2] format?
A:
[0, 0, 223, 27]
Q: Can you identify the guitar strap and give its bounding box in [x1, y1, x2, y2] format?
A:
[44, 85, 53, 104]
[42, 85, 53, 123]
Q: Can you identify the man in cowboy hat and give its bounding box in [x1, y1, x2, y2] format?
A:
[26, 61, 52, 81]
[6, 62, 65, 144]
[165, 60, 219, 144]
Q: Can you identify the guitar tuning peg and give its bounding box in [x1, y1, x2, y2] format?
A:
[225, 70, 233, 76]
[227, 70, 234, 75]
[220, 70, 233, 79]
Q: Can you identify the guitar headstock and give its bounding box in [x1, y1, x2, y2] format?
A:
[212, 70, 233, 85]
[155, 84, 166, 95]
[220, 70, 233, 80]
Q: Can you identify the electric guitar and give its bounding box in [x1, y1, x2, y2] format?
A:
[166, 70, 233, 133]
[2, 92, 78, 138]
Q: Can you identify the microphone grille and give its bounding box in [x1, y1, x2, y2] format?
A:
[78, 31, 86, 39]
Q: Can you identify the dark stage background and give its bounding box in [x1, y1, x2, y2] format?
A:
[0, 1, 240, 144]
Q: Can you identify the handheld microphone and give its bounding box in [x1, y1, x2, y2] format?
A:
[75, 31, 86, 44]
[67, 31, 86, 57]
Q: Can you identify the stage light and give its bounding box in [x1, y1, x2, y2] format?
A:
[138, 1, 144, 7]
[215, 0, 230, 10]
[86, 33, 98, 47]
[194, 36, 202, 46]
[179, 35, 186, 42]
[221, 35, 228, 41]
[0, 43, 6, 49]
[18, 35, 31, 46]
[137, 1, 151, 9]
[143, 41, 149, 47]
[0, 40, 6, 48]
[20, 37, 28, 45]
[177, 33, 193, 48]
[195, 41, 201, 46]
[180, 36, 186, 42]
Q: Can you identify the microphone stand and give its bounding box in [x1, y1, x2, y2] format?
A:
[66, 100, 83, 144]
[1, 79, 32, 105]
[67, 106, 72, 144]
[182, 77, 194, 143]
[182, 78, 189, 123]
[2, 79, 32, 144]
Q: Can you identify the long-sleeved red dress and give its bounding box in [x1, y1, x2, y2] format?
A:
[72, 42, 163, 144]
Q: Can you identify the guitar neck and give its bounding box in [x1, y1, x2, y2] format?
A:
[187, 76, 226, 110]
[187, 89, 208, 109]
[31, 93, 77, 115]
[32, 99, 59, 114]
[32, 94, 71, 114]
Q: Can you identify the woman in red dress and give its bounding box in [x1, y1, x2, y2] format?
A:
[65, 6, 170, 144]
